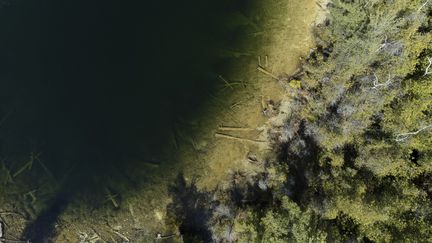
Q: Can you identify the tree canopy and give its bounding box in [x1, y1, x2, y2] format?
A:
[167, 0, 432, 242]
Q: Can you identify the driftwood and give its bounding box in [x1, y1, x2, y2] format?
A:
[257, 66, 279, 81]
[155, 233, 176, 240]
[111, 230, 129, 242]
[105, 188, 119, 208]
[23, 190, 37, 204]
[219, 75, 244, 89]
[0, 162, 13, 184]
[12, 152, 55, 185]
[12, 160, 32, 178]
[218, 75, 233, 89]
[288, 67, 304, 81]
[316, 1, 325, 9]
[258, 56, 269, 67]
[215, 133, 265, 143]
[218, 126, 253, 131]
[78, 230, 101, 243]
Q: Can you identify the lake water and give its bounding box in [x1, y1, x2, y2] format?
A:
[0, 0, 320, 240]
[0, 0, 244, 165]
[0, 0, 256, 238]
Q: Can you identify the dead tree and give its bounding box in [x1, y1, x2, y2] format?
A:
[419, 0, 431, 11]
[395, 124, 432, 142]
[424, 57, 432, 76]
[372, 73, 394, 89]
[376, 35, 389, 53]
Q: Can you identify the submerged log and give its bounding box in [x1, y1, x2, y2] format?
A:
[218, 126, 253, 131]
[215, 133, 265, 143]
[257, 66, 279, 80]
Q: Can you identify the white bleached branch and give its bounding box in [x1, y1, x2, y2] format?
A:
[372, 73, 394, 89]
[419, 0, 431, 11]
[424, 57, 432, 76]
[376, 35, 388, 53]
[395, 124, 432, 142]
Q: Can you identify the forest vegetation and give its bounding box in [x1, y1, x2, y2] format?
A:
[166, 0, 432, 242]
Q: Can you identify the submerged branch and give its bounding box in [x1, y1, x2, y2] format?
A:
[215, 133, 265, 143]
[218, 126, 253, 131]
[257, 66, 279, 81]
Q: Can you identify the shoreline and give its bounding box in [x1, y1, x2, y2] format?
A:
[52, 0, 323, 241]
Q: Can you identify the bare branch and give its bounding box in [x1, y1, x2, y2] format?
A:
[372, 73, 394, 89]
[419, 0, 431, 11]
[395, 124, 432, 142]
[375, 35, 388, 53]
[424, 57, 432, 76]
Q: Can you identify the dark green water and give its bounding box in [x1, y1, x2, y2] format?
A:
[0, 0, 255, 238]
